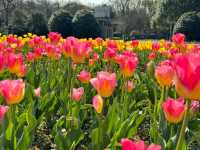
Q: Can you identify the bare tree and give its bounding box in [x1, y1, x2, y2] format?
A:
[109, 0, 153, 37]
[1, 0, 19, 27]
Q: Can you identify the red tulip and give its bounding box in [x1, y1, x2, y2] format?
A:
[77, 70, 91, 84]
[71, 87, 84, 102]
[132, 40, 139, 48]
[0, 79, 25, 105]
[152, 42, 160, 51]
[174, 53, 200, 99]
[0, 105, 9, 121]
[148, 52, 156, 61]
[162, 97, 185, 123]
[93, 52, 99, 61]
[90, 71, 117, 97]
[89, 59, 95, 66]
[172, 33, 185, 45]
[92, 95, 103, 113]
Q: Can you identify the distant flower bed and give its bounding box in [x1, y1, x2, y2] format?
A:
[0, 32, 199, 149]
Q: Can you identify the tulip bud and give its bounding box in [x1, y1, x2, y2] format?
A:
[146, 60, 155, 78]
[0, 105, 9, 121]
[34, 87, 41, 97]
[125, 80, 134, 93]
[92, 95, 103, 113]
[77, 70, 91, 84]
[71, 87, 84, 102]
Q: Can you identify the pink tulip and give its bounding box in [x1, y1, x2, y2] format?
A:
[92, 95, 103, 113]
[71, 87, 84, 102]
[7, 53, 23, 74]
[0, 79, 25, 105]
[77, 70, 91, 84]
[174, 53, 200, 99]
[190, 100, 199, 113]
[62, 37, 78, 57]
[90, 71, 117, 97]
[45, 44, 61, 60]
[121, 139, 146, 150]
[119, 55, 138, 78]
[155, 60, 174, 87]
[147, 144, 161, 150]
[34, 87, 41, 97]
[162, 97, 185, 123]
[27, 52, 35, 62]
[71, 42, 92, 63]
[48, 32, 61, 44]
[16, 64, 27, 77]
[121, 139, 161, 150]
[0, 105, 9, 121]
[34, 47, 43, 59]
[125, 80, 134, 93]
[0, 53, 5, 73]
[104, 48, 117, 61]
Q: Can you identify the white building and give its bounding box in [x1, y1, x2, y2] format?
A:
[93, 5, 113, 38]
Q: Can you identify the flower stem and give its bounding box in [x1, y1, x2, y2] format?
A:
[175, 100, 189, 150]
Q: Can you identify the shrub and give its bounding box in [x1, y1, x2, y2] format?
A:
[27, 12, 48, 36]
[72, 10, 102, 38]
[8, 9, 28, 35]
[173, 11, 200, 41]
[48, 9, 73, 37]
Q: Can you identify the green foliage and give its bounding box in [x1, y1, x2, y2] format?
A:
[8, 9, 28, 35]
[27, 12, 49, 36]
[48, 9, 73, 37]
[72, 10, 102, 38]
[152, 0, 200, 36]
[173, 11, 200, 41]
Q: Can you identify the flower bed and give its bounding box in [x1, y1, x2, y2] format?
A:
[0, 32, 199, 150]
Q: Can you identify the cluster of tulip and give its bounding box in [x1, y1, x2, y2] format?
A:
[0, 32, 199, 149]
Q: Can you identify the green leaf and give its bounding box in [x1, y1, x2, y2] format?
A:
[5, 121, 13, 141]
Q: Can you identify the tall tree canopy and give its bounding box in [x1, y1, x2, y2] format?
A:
[152, 0, 200, 36]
